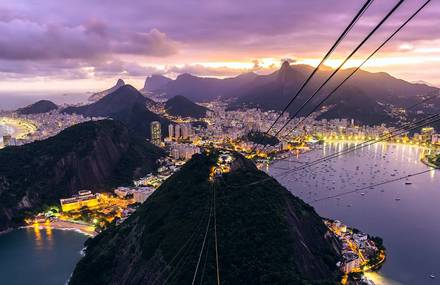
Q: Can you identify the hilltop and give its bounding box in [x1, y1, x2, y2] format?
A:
[0, 120, 165, 232]
[63, 85, 170, 138]
[142, 74, 172, 92]
[17, 100, 58, 115]
[88, 79, 125, 102]
[165, 95, 209, 118]
[69, 152, 341, 285]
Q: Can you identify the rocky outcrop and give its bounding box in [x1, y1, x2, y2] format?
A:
[88, 79, 125, 102]
[142, 74, 172, 92]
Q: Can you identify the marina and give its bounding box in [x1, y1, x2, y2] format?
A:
[271, 142, 439, 285]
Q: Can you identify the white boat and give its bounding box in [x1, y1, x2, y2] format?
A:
[429, 274, 435, 279]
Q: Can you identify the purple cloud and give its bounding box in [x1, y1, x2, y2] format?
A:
[0, 0, 439, 84]
[113, 28, 179, 56]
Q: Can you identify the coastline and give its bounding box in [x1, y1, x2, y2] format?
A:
[0, 228, 14, 236]
[0, 116, 37, 140]
[421, 156, 439, 169]
[21, 220, 96, 237]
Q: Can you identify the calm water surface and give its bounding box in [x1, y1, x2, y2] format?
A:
[270, 142, 439, 285]
[0, 92, 90, 111]
[0, 228, 87, 285]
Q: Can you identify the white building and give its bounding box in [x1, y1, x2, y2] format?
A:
[174, 124, 181, 139]
[133, 187, 155, 203]
[168, 124, 174, 139]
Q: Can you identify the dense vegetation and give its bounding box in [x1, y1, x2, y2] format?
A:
[246, 130, 280, 146]
[70, 152, 340, 285]
[0, 120, 165, 231]
[17, 100, 58, 114]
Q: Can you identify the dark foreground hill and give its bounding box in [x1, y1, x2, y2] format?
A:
[0, 120, 165, 232]
[69, 153, 341, 285]
[165, 95, 209, 118]
[63, 85, 170, 138]
[17, 100, 58, 114]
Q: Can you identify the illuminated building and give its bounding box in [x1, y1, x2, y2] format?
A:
[150, 121, 162, 145]
[421, 127, 435, 143]
[133, 187, 155, 203]
[181, 123, 190, 139]
[2, 135, 12, 146]
[432, 134, 440, 145]
[341, 253, 361, 273]
[174, 124, 181, 139]
[168, 124, 174, 139]
[60, 190, 99, 212]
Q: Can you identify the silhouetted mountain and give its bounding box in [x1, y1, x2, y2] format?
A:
[70, 152, 341, 285]
[17, 100, 58, 114]
[229, 61, 440, 125]
[0, 120, 165, 232]
[142, 62, 439, 124]
[142, 74, 172, 92]
[63, 85, 170, 138]
[88, 79, 125, 102]
[165, 95, 209, 118]
[149, 72, 258, 102]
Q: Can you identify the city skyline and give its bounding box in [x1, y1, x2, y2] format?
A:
[1, 0, 440, 92]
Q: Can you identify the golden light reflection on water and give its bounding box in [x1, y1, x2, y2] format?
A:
[27, 222, 55, 249]
[364, 272, 402, 285]
[32, 224, 43, 248]
[45, 223, 53, 248]
[429, 167, 436, 180]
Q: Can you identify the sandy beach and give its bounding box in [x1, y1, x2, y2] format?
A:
[23, 220, 96, 237]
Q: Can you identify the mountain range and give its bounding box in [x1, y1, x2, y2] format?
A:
[0, 120, 165, 232]
[69, 152, 341, 285]
[144, 62, 440, 125]
[63, 85, 171, 139]
[165, 95, 210, 118]
[17, 100, 58, 115]
[143, 72, 259, 102]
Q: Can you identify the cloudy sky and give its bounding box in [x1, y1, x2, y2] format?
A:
[1, 0, 439, 92]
